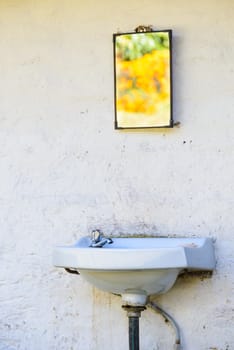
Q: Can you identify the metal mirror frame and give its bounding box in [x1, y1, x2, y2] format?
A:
[113, 29, 173, 129]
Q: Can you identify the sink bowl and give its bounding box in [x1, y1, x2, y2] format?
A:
[53, 236, 215, 305]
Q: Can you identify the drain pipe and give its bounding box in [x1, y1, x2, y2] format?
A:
[122, 305, 146, 350]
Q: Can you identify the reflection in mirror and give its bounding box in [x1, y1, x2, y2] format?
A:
[114, 30, 173, 129]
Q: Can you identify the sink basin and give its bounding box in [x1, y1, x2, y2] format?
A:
[53, 236, 215, 305]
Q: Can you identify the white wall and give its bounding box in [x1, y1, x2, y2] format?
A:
[0, 1, 234, 349]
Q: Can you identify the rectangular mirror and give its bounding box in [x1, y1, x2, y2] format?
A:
[113, 29, 173, 129]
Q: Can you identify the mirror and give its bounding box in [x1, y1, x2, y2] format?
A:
[113, 29, 173, 129]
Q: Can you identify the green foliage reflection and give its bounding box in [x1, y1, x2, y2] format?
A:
[116, 32, 169, 61]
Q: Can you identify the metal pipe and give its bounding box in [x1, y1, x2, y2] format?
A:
[148, 301, 181, 350]
[122, 305, 146, 350]
[129, 316, 139, 350]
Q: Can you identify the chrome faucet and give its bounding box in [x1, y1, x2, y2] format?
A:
[90, 230, 113, 248]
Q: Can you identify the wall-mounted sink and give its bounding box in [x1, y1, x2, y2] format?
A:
[53, 236, 215, 306]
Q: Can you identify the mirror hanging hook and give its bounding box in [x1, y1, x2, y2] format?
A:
[135, 25, 153, 33]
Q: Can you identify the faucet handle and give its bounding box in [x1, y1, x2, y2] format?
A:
[91, 229, 102, 243]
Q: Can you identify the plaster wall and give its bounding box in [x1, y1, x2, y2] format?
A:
[0, 1, 234, 349]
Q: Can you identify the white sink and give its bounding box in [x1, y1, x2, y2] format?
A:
[53, 236, 215, 306]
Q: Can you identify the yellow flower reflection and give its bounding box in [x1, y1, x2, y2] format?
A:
[117, 50, 170, 114]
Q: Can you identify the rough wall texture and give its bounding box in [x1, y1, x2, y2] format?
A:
[0, 1, 233, 349]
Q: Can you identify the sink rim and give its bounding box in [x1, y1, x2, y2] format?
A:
[53, 236, 215, 271]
